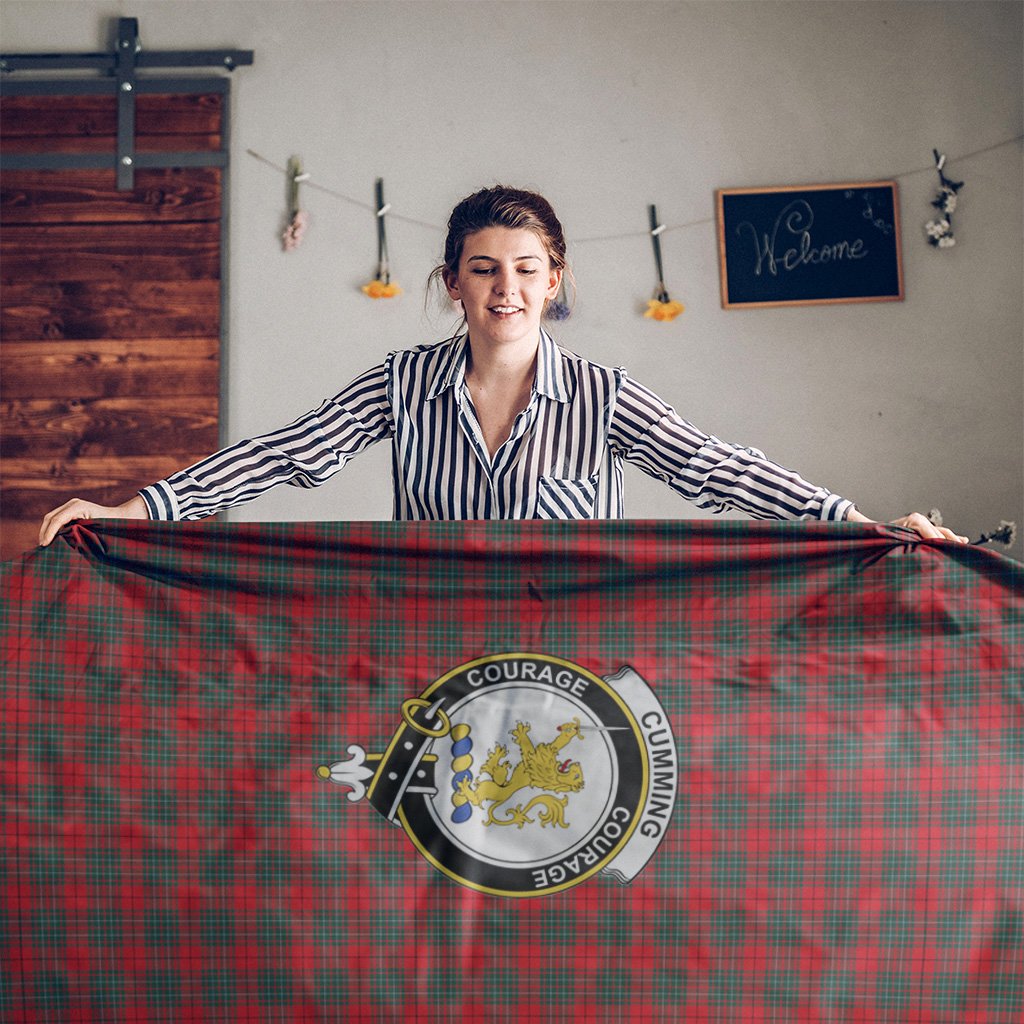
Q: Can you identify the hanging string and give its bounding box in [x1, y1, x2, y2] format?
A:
[246, 149, 441, 231]
[246, 133, 1023, 247]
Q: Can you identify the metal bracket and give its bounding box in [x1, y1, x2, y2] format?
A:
[1, 16, 254, 191]
[116, 18, 140, 189]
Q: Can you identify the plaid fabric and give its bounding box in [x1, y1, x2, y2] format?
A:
[1, 519, 1021, 1023]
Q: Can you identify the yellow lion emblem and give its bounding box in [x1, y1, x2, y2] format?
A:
[454, 718, 585, 828]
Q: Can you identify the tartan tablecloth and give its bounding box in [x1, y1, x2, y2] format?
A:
[1, 519, 1021, 1023]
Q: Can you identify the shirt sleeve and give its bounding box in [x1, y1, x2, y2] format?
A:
[607, 374, 854, 522]
[139, 360, 393, 520]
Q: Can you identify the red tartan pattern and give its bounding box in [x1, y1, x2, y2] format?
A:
[0, 519, 1022, 1022]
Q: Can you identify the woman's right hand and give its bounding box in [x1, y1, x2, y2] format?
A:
[38, 494, 149, 548]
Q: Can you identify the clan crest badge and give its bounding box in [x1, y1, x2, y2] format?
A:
[316, 653, 677, 898]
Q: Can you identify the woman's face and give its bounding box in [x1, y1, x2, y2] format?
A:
[445, 227, 561, 350]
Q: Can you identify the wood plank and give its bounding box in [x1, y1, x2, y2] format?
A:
[1, 339, 219, 398]
[2, 455, 187, 486]
[1, 397, 218, 459]
[0, 222, 220, 284]
[0, 94, 223, 138]
[2, 519, 45, 562]
[1, 134, 222, 155]
[1, 279, 219, 340]
[1, 455, 209, 524]
[1, 168, 222, 224]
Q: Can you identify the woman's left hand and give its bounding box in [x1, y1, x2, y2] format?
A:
[848, 508, 969, 543]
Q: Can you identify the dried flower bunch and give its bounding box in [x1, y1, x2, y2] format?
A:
[644, 204, 685, 322]
[644, 297, 685, 322]
[932, 510, 1016, 548]
[925, 150, 963, 249]
[546, 277, 572, 322]
[282, 210, 308, 251]
[363, 178, 401, 299]
[974, 521, 1017, 548]
[362, 279, 401, 299]
[282, 156, 309, 252]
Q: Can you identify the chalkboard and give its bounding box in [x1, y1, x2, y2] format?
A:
[716, 181, 904, 309]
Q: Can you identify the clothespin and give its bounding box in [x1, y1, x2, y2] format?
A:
[287, 156, 310, 217]
[932, 149, 964, 193]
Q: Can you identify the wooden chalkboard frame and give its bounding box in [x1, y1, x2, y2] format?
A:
[716, 181, 904, 310]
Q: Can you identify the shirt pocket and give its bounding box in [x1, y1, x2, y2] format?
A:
[534, 475, 599, 519]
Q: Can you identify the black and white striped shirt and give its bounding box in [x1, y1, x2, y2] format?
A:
[139, 331, 853, 522]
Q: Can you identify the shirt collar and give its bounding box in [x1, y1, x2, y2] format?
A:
[426, 329, 570, 403]
[535, 328, 571, 403]
[425, 334, 469, 399]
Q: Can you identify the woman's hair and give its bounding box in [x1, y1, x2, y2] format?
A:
[428, 185, 573, 319]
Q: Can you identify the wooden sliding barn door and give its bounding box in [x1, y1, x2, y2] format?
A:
[0, 94, 223, 560]
[0, 40, 243, 560]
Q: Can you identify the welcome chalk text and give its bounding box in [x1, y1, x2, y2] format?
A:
[736, 199, 868, 277]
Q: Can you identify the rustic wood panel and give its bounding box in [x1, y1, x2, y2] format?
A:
[1, 168, 222, 224]
[2, 397, 219, 459]
[0, 93, 223, 138]
[1, 339, 219, 398]
[2, 455, 207, 524]
[0, 222, 220, 283]
[1, 134, 222, 155]
[2, 279, 219, 340]
[3, 520, 47, 559]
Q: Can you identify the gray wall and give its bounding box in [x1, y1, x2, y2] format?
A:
[4, 0, 1022, 549]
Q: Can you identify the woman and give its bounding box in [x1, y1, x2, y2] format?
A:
[38, 186, 967, 545]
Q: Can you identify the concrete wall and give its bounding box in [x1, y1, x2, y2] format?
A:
[3, 0, 1021, 550]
